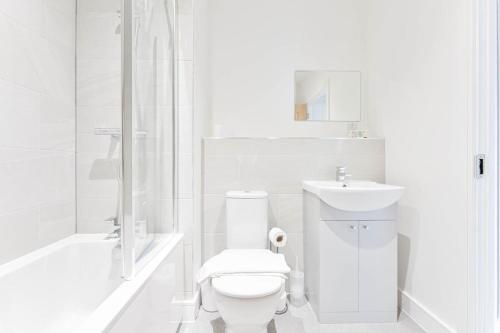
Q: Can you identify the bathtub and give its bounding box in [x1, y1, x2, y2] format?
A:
[0, 233, 184, 333]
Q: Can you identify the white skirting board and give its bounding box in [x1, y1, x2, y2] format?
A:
[176, 290, 201, 323]
[399, 290, 456, 333]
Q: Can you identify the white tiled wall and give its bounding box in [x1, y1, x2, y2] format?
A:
[202, 138, 385, 272]
[0, 1, 76, 264]
[76, 0, 122, 233]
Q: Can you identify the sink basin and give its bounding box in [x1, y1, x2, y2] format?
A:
[303, 180, 404, 212]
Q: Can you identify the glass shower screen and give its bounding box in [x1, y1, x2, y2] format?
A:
[121, 0, 176, 278]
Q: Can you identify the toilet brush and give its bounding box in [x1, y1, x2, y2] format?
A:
[290, 256, 306, 306]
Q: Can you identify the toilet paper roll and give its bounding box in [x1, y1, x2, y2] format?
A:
[269, 227, 287, 248]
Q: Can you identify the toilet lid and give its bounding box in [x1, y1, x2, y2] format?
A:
[212, 275, 283, 299]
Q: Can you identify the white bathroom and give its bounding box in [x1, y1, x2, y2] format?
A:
[0, 0, 497, 332]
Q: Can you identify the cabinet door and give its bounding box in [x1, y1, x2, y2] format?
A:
[320, 220, 359, 312]
[358, 220, 397, 312]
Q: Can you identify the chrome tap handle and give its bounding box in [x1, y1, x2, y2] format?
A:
[105, 216, 120, 227]
[336, 166, 347, 181]
[105, 226, 121, 239]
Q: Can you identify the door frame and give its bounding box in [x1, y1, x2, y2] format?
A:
[468, 0, 499, 332]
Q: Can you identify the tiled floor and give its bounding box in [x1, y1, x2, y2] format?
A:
[180, 302, 426, 333]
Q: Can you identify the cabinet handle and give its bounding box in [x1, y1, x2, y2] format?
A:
[349, 225, 357, 230]
[362, 225, 369, 230]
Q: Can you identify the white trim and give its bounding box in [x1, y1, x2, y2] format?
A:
[468, 0, 499, 332]
[178, 289, 201, 323]
[399, 290, 455, 333]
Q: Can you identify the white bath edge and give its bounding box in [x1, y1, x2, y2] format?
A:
[76, 233, 184, 333]
[399, 289, 455, 333]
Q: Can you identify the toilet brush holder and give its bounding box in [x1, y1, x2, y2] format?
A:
[201, 280, 218, 312]
[290, 270, 305, 306]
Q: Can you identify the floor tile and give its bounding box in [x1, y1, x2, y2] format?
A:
[179, 302, 425, 333]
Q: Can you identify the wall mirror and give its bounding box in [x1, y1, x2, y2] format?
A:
[294, 71, 361, 122]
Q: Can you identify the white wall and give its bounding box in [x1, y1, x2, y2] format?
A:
[366, 0, 469, 331]
[0, 0, 76, 264]
[205, 0, 370, 137]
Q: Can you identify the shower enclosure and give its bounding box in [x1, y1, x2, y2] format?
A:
[77, 0, 177, 278]
[0, 0, 181, 331]
[120, 0, 176, 277]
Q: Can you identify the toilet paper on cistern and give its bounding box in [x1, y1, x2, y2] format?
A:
[269, 227, 287, 248]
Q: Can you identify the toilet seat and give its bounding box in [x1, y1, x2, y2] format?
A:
[212, 275, 283, 299]
[197, 249, 291, 284]
[198, 249, 291, 314]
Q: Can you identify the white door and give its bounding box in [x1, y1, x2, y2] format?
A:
[358, 220, 397, 312]
[320, 220, 359, 312]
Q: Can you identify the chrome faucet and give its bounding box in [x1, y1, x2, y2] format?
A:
[105, 216, 120, 226]
[336, 166, 351, 186]
[106, 226, 121, 239]
[105, 216, 121, 239]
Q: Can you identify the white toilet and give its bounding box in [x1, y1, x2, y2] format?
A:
[197, 191, 290, 333]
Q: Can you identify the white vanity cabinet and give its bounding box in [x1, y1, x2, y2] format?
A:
[304, 190, 398, 323]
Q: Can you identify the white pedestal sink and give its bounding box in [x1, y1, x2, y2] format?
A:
[302, 180, 404, 212]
